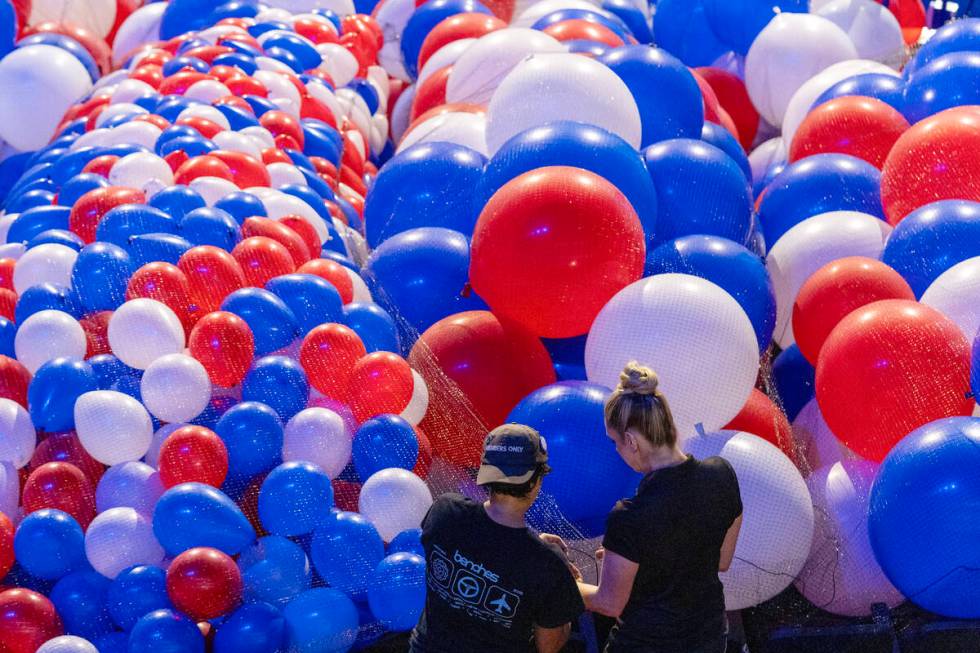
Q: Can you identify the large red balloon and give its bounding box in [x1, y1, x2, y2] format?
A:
[278, 216, 321, 266]
[815, 300, 974, 461]
[241, 217, 311, 267]
[0, 258, 14, 291]
[789, 96, 909, 169]
[694, 66, 759, 150]
[177, 246, 246, 314]
[881, 106, 980, 225]
[166, 547, 243, 621]
[174, 155, 235, 185]
[417, 13, 504, 72]
[209, 150, 272, 189]
[792, 257, 915, 366]
[408, 311, 556, 466]
[470, 166, 645, 339]
[723, 388, 795, 463]
[22, 462, 96, 528]
[0, 589, 63, 653]
[158, 426, 229, 489]
[188, 311, 255, 388]
[29, 432, 104, 486]
[347, 352, 414, 423]
[259, 111, 304, 150]
[0, 356, 29, 408]
[0, 512, 12, 580]
[126, 262, 194, 329]
[299, 323, 366, 401]
[232, 236, 296, 287]
[410, 65, 452, 122]
[69, 186, 146, 244]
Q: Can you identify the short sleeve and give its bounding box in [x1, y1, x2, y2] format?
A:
[533, 554, 585, 628]
[601, 503, 643, 563]
[420, 493, 458, 543]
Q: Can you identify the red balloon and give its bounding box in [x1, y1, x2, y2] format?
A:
[182, 45, 234, 64]
[407, 102, 485, 136]
[815, 300, 974, 461]
[0, 356, 29, 408]
[410, 65, 452, 122]
[408, 311, 556, 466]
[881, 105, 980, 225]
[346, 352, 415, 422]
[297, 259, 354, 304]
[209, 150, 272, 188]
[126, 262, 194, 329]
[418, 13, 504, 72]
[723, 388, 795, 463]
[261, 147, 292, 166]
[174, 155, 235, 185]
[131, 114, 171, 131]
[690, 68, 724, 125]
[278, 216, 322, 266]
[10, 0, 28, 36]
[0, 512, 13, 580]
[789, 96, 909, 169]
[22, 462, 96, 529]
[188, 311, 255, 388]
[232, 236, 296, 287]
[413, 426, 433, 479]
[694, 67, 759, 150]
[300, 92, 337, 126]
[81, 154, 119, 178]
[178, 246, 247, 314]
[0, 258, 14, 291]
[792, 257, 915, 366]
[543, 19, 624, 46]
[69, 186, 146, 244]
[29, 432, 104, 486]
[470, 166, 645, 339]
[888, 0, 926, 45]
[331, 479, 361, 513]
[158, 426, 229, 488]
[130, 64, 164, 89]
[294, 15, 340, 44]
[0, 289, 15, 321]
[241, 217, 311, 266]
[159, 71, 214, 96]
[80, 311, 113, 358]
[259, 111, 304, 149]
[166, 547, 243, 621]
[0, 588, 63, 653]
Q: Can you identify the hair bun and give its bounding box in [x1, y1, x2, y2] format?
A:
[618, 361, 659, 396]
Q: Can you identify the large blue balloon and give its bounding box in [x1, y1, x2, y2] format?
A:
[148, 185, 206, 222]
[771, 344, 814, 422]
[71, 242, 134, 311]
[215, 602, 287, 653]
[7, 204, 70, 243]
[221, 288, 300, 355]
[603, 0, 653, 42]
[813, 73, 907, 119]
[363, 142, 486, 247]
[127, 233, 193, 268]
[242, 356, 309, 423]
[701, 122, 750, 182]
[128, 609, 205, 653]
[367, 553, 426, 631]
[14, 509, 86, 580]
[107, 564, 173, 631]
[907, 17, 980, 76]
[310, 511, 385, 599]
[652, 0, 728, 66]
[258, 462, 334, 536]
[646, 235, 775, 350]
[214, 191, 266, 224]
[703, 0, 807, 54]
[282, 588, 359, 653]
[343, 302, 400, 353]
[29, 228, 84, 251]
[542, 335, 587, 382]
[152, 482, 255, 556]
[881, 199, 980, 297]
[353, 414, 419, 480]
[476, 121, 658, 243]
[97, 204, 178, 248]
[870, 417, 980, 618]
[179, 207, 241, 250]
[387, 528, 424, 557]
[508, 382, 641, 536]
[239, 536, 312, 606]
[644, 139, 752, 246]
[904, 53, 980, 123]
[756, 153, 884, 248]
[400, 0, 491, 78]
[50, 570, 114, 640]
[28, 357, 98, 432]
[215, 401, 284, 480]
[265, 273, 344, 335]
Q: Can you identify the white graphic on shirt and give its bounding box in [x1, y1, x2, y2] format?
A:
[428, 545, 523, 629]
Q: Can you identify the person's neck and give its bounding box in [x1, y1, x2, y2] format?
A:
[636, 445, 688, 475]
[483, 495, 531, 529]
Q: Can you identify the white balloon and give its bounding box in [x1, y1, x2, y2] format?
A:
[0, 45, 92, 151]
[374, 0, 415, 80]
[791, 398, 861, 474]
[0, 243, 25, 260]
[87, 121, 164, 151]
[316, 43, 360, 88]
[0, 214, 16, 244]
[141, 354, 212, 423]
[189, 177, 241, 206]
[240, 126, 276, 150]
[95, 103, 148, 128]
[36, 636, 99, 653]
[268, 162, 307, 188]
[0, 398, 36, 469]
[486, 52, 641, 154]
[176, 104, 232, 131]
[13, 243, 78, 294]
[255, 70, 302, 111]
[817, 0, 905, 68]
[360, 468, 433, 541]
[400, 370, 429, 426]
[685, 430, 814, 610]
[283, 407, 352, 479]
[795, 461, 904, 616]
[213, 131, 264, 159]
[184, 79, 232, 104]
[514, 0, 602, 27]
[390, 84, 416, 144]
[259, 190, 330, 244]
[305, 80, 343, 126]
[447, 29, 566, 106]
[585, 274, 760, 441]
[85, 507, 165, 578]
[75, 390, 154, 465]
[419, 39, 475, 85]
[397, 112, 488, 156]
[766, 211, 891, 348]
[745, 13, 858, 126]
[109, 152, 175, 191]
[265, 0, 355, 14]
[108, 298, 185, 370]
[111, 79, 158, 105]
[14, 310, 87, 374]
[921, 256, 980, 344]
[0, 462, 17, 520]
[748, 137, 787, 183]
[95, 461, 165, 517]
[344, 267, 373, 303]
[31, 0, 115, 37]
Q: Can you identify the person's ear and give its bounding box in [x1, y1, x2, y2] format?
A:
[626, 431, 640, 452]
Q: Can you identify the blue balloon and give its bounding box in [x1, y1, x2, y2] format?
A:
[7, 204, 70, 243]
[152, 482, 255, 556]
[97, 204, 178, 248]
[71, 242, 134, 311]
[364, 142, 486, 247]
[14, 509, 86, 580]
[94, 632, 128, 653]
[179, 207, 241, 250]
[265, 273, 344, 335]
[107, 565, 173, 631]
[646, 235, 775, 350]
[242, 356, 309, 424]
[348, 79, 380, 115]
[908, 17, 980, 76]
[8, 189, 55, 213]
[221, 288, 300, 355]
[88, 354, 134, 389]
[190, 394, 237, 431]
[162, 56, 209, 76]
[652, 0, 728, 66]
[215, 191, 266, 224]
[282, 588, 359, 653]
[310, 511, 384, 598]
[644, 138, 752, 246]
[353, 414, 419, 480]
[147, 185, 206, 221]
[367, 553, 426, 631]
[401, 0, 492, 78]
[602, 0, 653, 42]
[904, 52, 980, 123]
[28, 357, 98, 432]
[280, 184, 332, 223]
[15, 283, 81, 322]
[477, 121, 657, 243]
[28, 229, 84, 251]
[565, 40, 611, 57]
[258, 462, 334, 536]
[756, 153, 884, 248]
[542, 335, 587, 381]
[239, 536, 312, 606]
[159, 135, 217, 158]
[262, 31, 321, 70]
[213, 52, 258, 75]
[127, 233, 194, 267]
[301, 119, 343, 165]
[701, 122, 751, 182]
[343, 302, 400, 353]
[214, 602, 287, 653]
[0, 317, 13, 356]
[869, 417, 980, 618]
[508, 382, 641, 536]
[387, 528, 424, 557]
[128, 609, 205, 653]
[882, 199, 980, 297]
[216, 103, 261, 131]
[215, 401, 284, 479]
[813, 73, 907, 119]
[0, 0, 14, 57]
[599, 46, 705, 147]
[771, 344, 814, 421]
[703, 0, 807, 55]
[531, 9, 633, 42]
[50, 570, 114, 639]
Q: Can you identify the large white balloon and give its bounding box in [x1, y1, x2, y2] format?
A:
[113, 3, 166, 65]
[36, 636, 99, 653]
[446, 29, 566, 106]
[85, 507, 165, 579]
[685, 430, 814, 610]
[108, 152, 175, 192]
[283, 407, 352, 479]
[360, 468, 433, 542]
[766, 211, 891, 348]
[0, 398, 36, 469]
[745, 13, 858, 127]
[141, 354, 212, 424]
[108, 298, 186, 370]
[486, 52, 641, 154]
[816, 0, 904, 68]
[791, 398, 861, 474]
[13, 243, 78, 294]
[74, 390, 154, 465]
[585, 274, 760, 441]
[0, 45, 94, 151]
[14, 310, 87, 374]
[397, 112, 488, 156]
[921, 256, 980, 345]
[95, 462, 165, 517]
[419, 39, 476, 84]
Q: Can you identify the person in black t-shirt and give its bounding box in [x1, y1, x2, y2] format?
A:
[409, 424, 585, 653]
[572, 362, 743, 653]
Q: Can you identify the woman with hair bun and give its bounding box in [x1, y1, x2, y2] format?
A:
[571, 361, 743, 653]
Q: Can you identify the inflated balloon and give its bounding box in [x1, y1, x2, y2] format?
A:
[651, 0, 727, 67]
[238, 535, 312, 607]
[359, 468, 432, 542]
[215, 401, 284, 480]
[813, 72, 907, 119]
[310, 510, 384, 598]
[71, 242, 134, 312]
[49, 569, 114, 641]
[258, 461, 334, 536]
[128, 609, 204, 653]
[341, 301, 399, 353]
[188, 310, 255, 387]
[214, 602, 288, 653]
[35, 636, 98, 653]
[152, 482, 255, 556]
[106, 565, 172, 631]
[158, 425, 229, 489]
[243, 356, 309, 423]
[141, 353, 211, 423]
[73, 389, 153, 465]
[0, 589, 64, 653]
[179, 207, 242, 251]
[789, 96, 909, 169]
[367, 553, 426, 632]
[282, 588, 358, 653]
[298, 323, 366, 402]
[177, 245, 246, 313]
[0, 397, 36, 468]
[166, 546, 243, 621]
[700, 122, 751, 183]
[907, 16, 980, 74]
[418, 13, 504, 72]
[85, 507, 165, 579]
[14, 509, 86, 580]
[23, 461, 96, 528]
[353, 414, 419, 480]
[13, 243, 77, 293]
[816, 300, 974, 461]
[921, 256, 980, 345]
[904, 53, 980, 124]
[723, 388, 795, 462]
[107, 298, 185, 370]
[95, 461, 163, 517]
[695, 67, 760, 150]
[13, 309, 86, 374]
[265, 273, 343, 335]
[220, 287, 300, 356]
[346, 351, 415, 423]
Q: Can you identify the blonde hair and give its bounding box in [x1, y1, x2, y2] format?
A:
[604, 361, 678, 448]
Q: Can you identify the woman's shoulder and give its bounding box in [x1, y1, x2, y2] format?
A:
[694, 455, 738, 482]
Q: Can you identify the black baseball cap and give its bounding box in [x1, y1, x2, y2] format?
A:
[476, 423, 549, 486]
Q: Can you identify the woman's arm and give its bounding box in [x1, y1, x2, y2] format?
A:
[534, 623, 571, 653]
[577, 549, 638, 618]
[719, 515, 742, 572]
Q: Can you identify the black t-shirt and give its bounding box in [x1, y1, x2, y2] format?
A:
[410, 493, 585, 653]
[602, 455, 742, 653]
